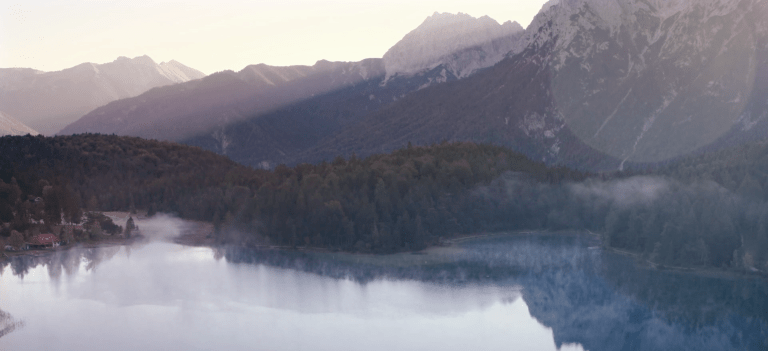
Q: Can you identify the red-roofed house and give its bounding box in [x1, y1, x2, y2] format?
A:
[28, 234, 60, 249]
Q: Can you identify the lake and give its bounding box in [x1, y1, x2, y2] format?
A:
[1, 219, 766, 351]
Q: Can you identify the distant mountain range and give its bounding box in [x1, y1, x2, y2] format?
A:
[58, 12, 524, 168]
[36, 1, 768, 171]
[58, 59, 387, 142]
[300, 0, 768, 170]
[0, 56, 204, 135]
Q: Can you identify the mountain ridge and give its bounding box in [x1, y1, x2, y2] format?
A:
[58, 59, 388, 142]
[383, 12, 524, 78]
[0, 56, 205, 135]
[298, 0, 768, 170]
[58, 12, 529, 168]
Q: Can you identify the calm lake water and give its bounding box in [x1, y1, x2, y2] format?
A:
[0, 221, 766, 351]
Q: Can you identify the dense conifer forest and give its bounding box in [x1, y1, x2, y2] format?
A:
[215, 142, 588, 252]
[1, 134, 767, 272]
[0, 134, 254, 245]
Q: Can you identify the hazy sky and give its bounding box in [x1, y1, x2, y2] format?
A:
[1, 0, 550, 75]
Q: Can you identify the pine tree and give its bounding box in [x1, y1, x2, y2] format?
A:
[124, 217, 136, 238]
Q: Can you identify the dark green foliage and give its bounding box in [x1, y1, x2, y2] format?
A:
[0, 134, 255, 230]
[125, 217, 136, 238]
[230, 141, 586, 253]
[643, 140, 768, 269]
[85, 212, 121, 236]
[1, 133, 766, 271]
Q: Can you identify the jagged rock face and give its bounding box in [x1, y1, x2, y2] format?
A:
[332, 0, 768, 169]
[59, 59, 387, 142]
[0, 111, 38, 136]
[300, 0, 768, 171]
[383, 12, 524, 78]
[529, 0, 768, 164]
[0, 56, 205, 135]
[298, 41, 618, 170]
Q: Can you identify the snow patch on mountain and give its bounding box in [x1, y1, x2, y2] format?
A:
[524, 0, 745, 53]
[383, 12, 524, 78]
[0, 111, 38, 136]
[514, 0, 766, 164]
[159, 60, 206, 83]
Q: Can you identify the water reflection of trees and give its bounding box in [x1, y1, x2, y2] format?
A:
[0, 309, 23, 339]
[0, 246, 124, 279]
[598, 253, 768, 342]
[216, 235, 600, 285]
[523, 265, 768, 351]
[219, 234, 768, 351]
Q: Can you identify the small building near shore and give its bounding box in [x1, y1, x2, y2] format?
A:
[28, 234, 60, 249]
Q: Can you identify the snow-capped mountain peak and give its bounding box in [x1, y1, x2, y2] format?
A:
[383, 12, 524, 78]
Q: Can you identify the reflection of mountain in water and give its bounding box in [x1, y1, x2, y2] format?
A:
[1, 234, 766, 350]
[217, 234, 599, 284]
[0, 309, 23, 339]
[221, 234, 768, 351]
[524, 266, 768, 351]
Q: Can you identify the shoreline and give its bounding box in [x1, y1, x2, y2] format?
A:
[171, 224, 216, 247]
[190, 228, 767, 282]
[1, 210, 152, 262]
[583, 229, 768, 281]
[600, 239, 768, 282]
[1, 235, 146, 262]
[6, 219, 766, 283]
[174, 229, 602, 257]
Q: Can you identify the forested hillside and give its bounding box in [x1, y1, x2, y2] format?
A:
[224, 141, 768, 271]
[215, 142, 587, 252]
[0, 134, 255, 232]
[2, 134, 766, 272]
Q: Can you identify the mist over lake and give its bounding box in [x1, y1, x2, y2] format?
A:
[1, 219, 765, 351]
[5, 1, 768, 349]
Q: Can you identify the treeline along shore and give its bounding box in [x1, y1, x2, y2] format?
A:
[1, 134, 767, 274]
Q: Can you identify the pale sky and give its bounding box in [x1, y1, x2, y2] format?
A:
[1, 0, 550, 75]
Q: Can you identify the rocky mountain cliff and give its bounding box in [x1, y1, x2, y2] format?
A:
[383, 12, 524, 78]
[57, 13, 528, 168]
[175, 13, 532, 168]
[303, 0, 768, 170]
[0, 56, 204, 135]
[529, 0, 768, 166]
[23, 2, 768, 171]
[0, 111, 38, 136]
